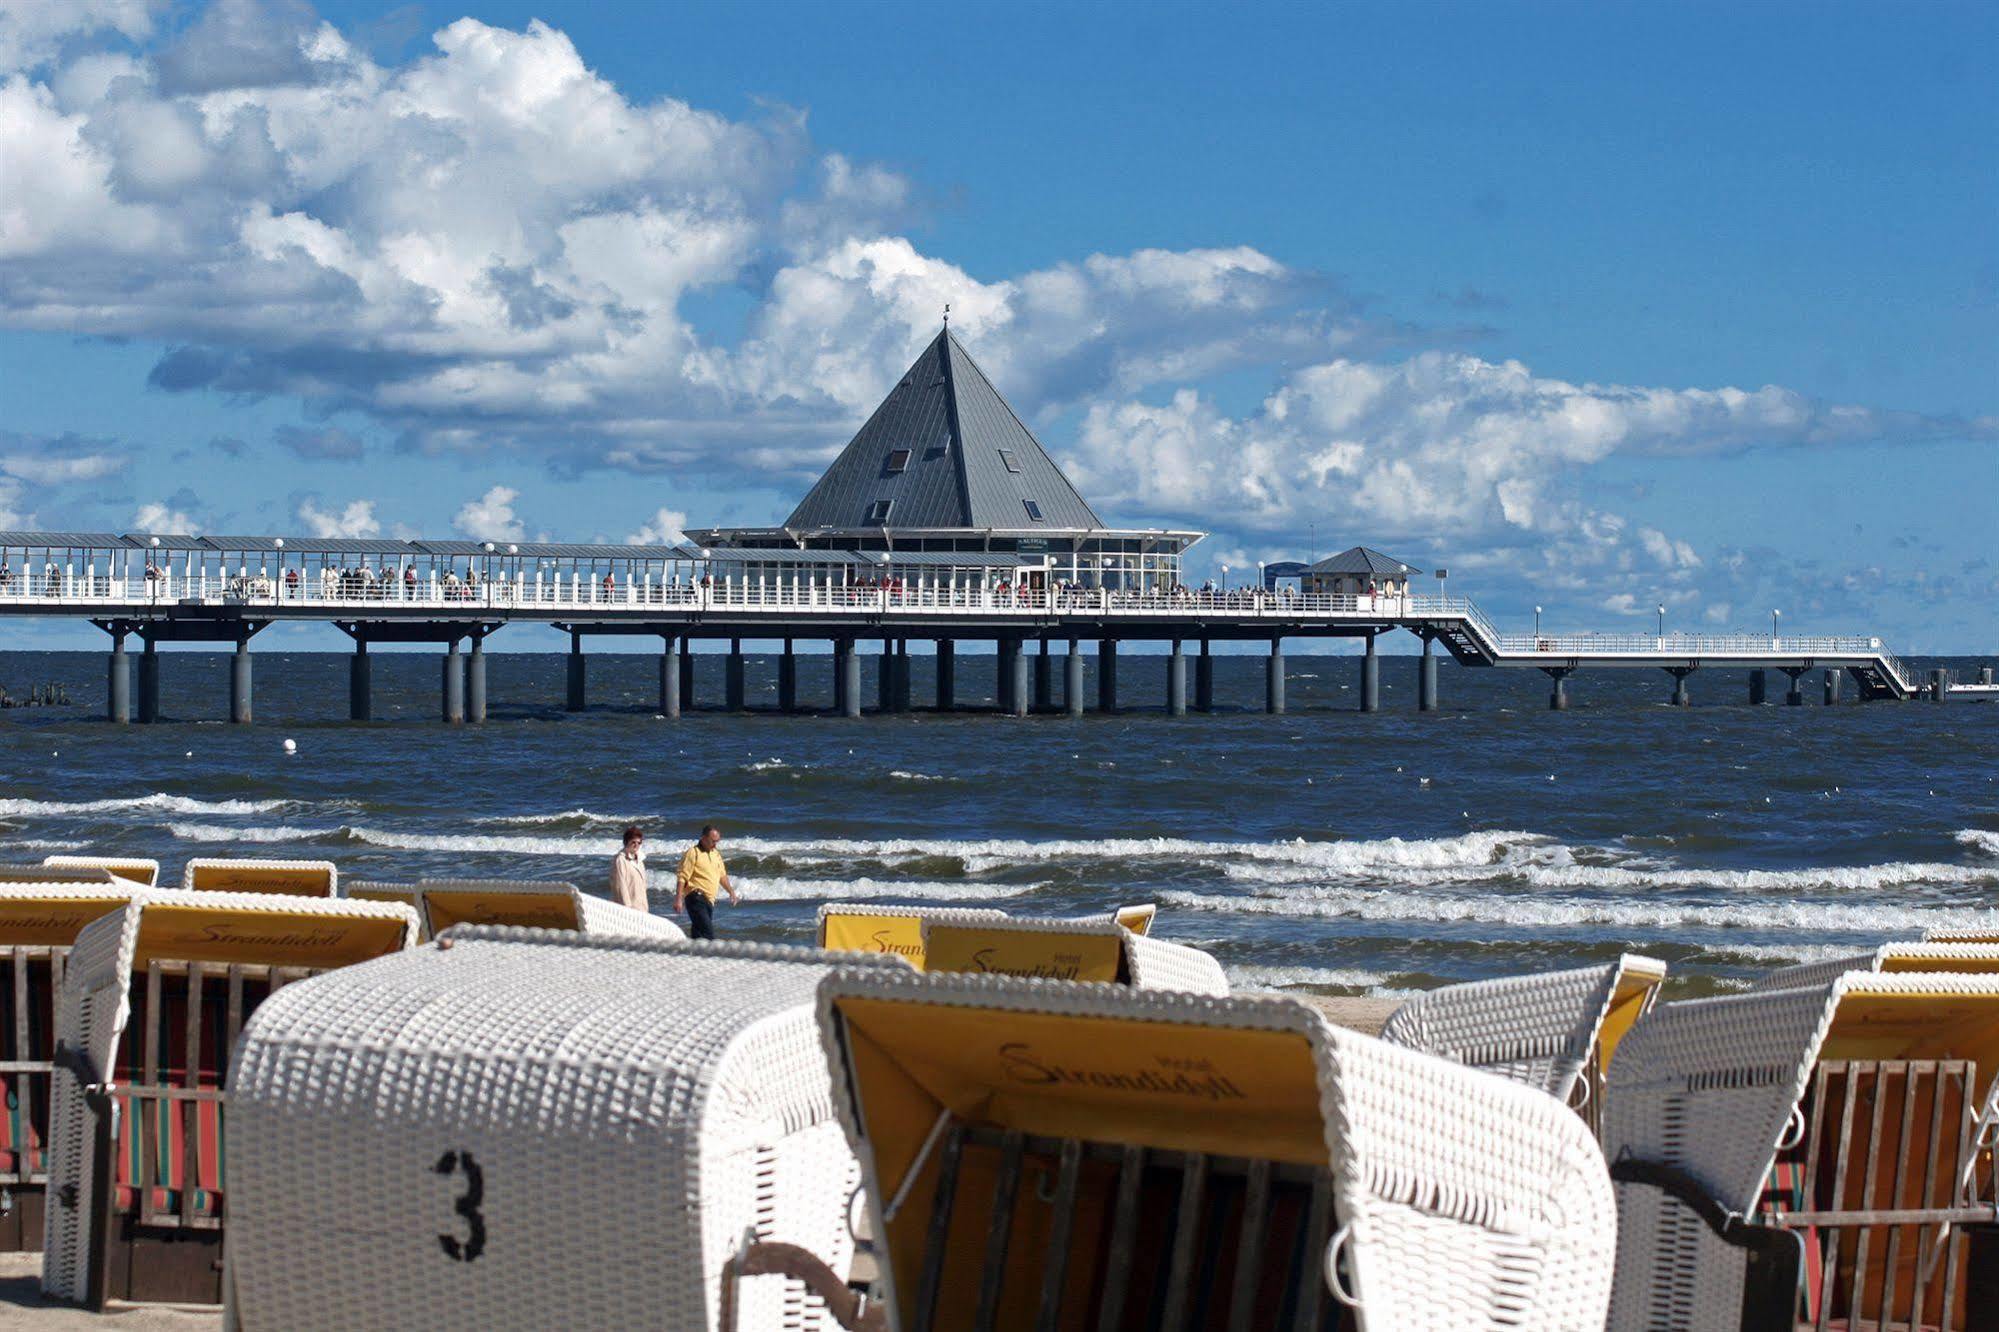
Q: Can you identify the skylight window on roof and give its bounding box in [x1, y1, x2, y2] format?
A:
[1023, 500, 1045, 522]
[866, 500, 893, 525]
[998, 448, 1022, 473]
[885, 449, 911, 474]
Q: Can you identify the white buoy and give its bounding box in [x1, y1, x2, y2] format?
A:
[283, 738, 297, 754]
[185, 751, 193, 758]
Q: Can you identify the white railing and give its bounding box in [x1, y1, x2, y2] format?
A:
[1490, 632, 1889, 657]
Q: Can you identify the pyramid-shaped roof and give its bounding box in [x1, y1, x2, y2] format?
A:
[1307, 546, 1423, 576]
[783, 329, 1104, 533]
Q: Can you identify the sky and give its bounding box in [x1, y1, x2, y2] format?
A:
[0, 0, 1994, 651]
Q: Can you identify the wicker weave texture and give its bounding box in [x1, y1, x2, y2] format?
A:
[914, 914, 1231, 995]
[1748, 940, 1999, 992]
[225, 931, 900, 1331]
[818, 970, 1614, 1332]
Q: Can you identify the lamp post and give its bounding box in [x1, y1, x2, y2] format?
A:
[1772, 609, 1781, 641]
[1657, 604, 1665, 637]
[1535, 605, 1542, 638]
[1221, 563, 1229, 591]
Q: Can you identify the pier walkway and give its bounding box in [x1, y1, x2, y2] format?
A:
[0, 546, 1928, 721]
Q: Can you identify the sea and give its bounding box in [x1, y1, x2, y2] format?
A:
[2, 648, 1995, 999]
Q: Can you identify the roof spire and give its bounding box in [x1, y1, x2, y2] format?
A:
[942, 302, 950, 330]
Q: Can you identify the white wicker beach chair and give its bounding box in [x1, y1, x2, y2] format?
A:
[0, 882, 146, 1252]
[180, 857, 338, 897]
[1604, 972, 1999, 1332]
[223, 929, 907, 1331]
[0, 865, 117, 886]
[814, 903, 1010, 967]
[40, 891, 418, 1307]
[729, 967, 1615, 1331]
[1926, 925, 1999, 945]
[1746, 940, 1999, 992]
[1380, 955, 1668, 1111]
[344, 879, 684, 942]
[40, 855, 161, 887]
[1111, 902, 1157, 935]
[918, 914, 1231, 995]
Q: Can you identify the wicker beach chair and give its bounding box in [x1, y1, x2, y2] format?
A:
[722, 967, 1616, 1331]
[815, 904, 1011, 967]
[223, 930, 906, 1331]
[1747, 940, 1999, 992]
[1111, 902, 1158, 935]
[919, 915, 1231, 995]
[1604, 972, 1999, 1332]
[40, 891, 418, 1306]
[40, 856, 160, 887]
[346, 878, 683, 942]
[0, 866, 117, 886]
[1379, 955, 1668, 1119]
[0, 881, 145, 1252]
[1926, 925, 1999, 945]
[180, 857, 338, 897]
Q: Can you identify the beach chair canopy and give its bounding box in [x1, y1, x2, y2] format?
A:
[814, 904, 1009, 967]
[225, 930, 905, 1331]
[40, 855, 160, 887]
[1748, 940, 1999, 992]
[1604, 972, 1999, 1331]
[0, 865, 116, 885]
[1925, 925, 1999, 945]
[180, 857, 337, 897]
[1381, 954, 1667, 1104]
[805, 968, 1615, 1331]
[0, 882, 147, 1252]
[1111, 903, 1157, 935]
[41, 891, 418, 1306]
[918, 916, 1230, 995]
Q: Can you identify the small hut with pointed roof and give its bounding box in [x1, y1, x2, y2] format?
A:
[690, 328, 1203, 592]
[1302, 546, 1423, 598]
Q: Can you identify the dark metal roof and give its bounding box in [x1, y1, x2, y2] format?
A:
[702, 548, 855, 566]
[202, 535, 414, 556]
[1306, 546, 1423, 577]
[0, 532, 131, 549]
[782, 329, 1104, 534]
[123, 532, 209, 551]
[862, 550, 1023, 568]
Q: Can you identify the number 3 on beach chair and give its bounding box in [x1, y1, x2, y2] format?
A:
[39, 891, 418, 1308]
[723, 969, 1618, 1331]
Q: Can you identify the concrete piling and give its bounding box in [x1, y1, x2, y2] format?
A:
[349, 639, 372, 721]
[839, 639, 861, 718]
[1098, 639, 1119, 713]
[230, 636, 253, 725]
[997, 638, 1019, 714]
[1033, 640, 1053, 712]
[1823, 668, 1842, 706]
[442, 639, 464, 724]
[1784, 669, 1805, 707]
[1931, 667, 1950, 702]
[107, 633, 130, 724]
[466, 635, 487, 723]
[1360, 634, 1380, 712]
[138, 639, 160, 723]
[1417, 635, 1438, 712]
[1066, 640, 1084, 718]
[1668, 667, 1693, 707]
[876, 642, 894, 712]
[778, 640, 797, 713]
[1196, 640, 1214, 713]
[565, 632, 585, 712]
[1008, 639, 1029, 717]
[1749, 669, 1767, 705]
[936, 640, 955, 710]
[1167, 640, 1187, 716]
[661, 638, 681, 718]
[1548, 668, 1571, 711]
[895, 640, 913, 712]
[679, 647, 695, 712]
[1266, 638, 1285, 715]
[726, 639, 746, 711]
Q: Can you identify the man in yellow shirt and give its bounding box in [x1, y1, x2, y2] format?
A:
[674, 823, 738, 940]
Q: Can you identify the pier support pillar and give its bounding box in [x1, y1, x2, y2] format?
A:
[1266, 638, 1286, 715]
[726, 638, 746, 711]
[1417, 634, 1438, 712]
[1196, 640, 1214, 713]
[1982, 667, 1995, 686]
[565, 631, 586, 712]
[680, 646, 695, 712]
[1361, 633, 1380, 712]
[349, 638, 372, 721]
[442, 639, 464, 724]
[778, 640, 797, 713]
[1007, 639, 1029, 717]
[935, 640, 956, 711]
[877, 642, 894, 712]
[661, 638, 681, 718]
[106, 632, 130, 724]
[1098, 639, 1119, 713]
[1931, 667, 1949, 703]
[1167, 640, 1188, 716]
[466, 633, 488, 724]
[230, 635, 253, 725]
[1547, 667, 1572, 711]
[1033, 640, 1053, 712]
[138, 638, 160, 723]
[1066, 641, 1085, 718]
[1667, 667, 1693, 707]
[839, 639, 861, 718]
[1784, 668, 1806, 707]
[895, 640, 913, 712]
[1749, 669, 1767, 706]
[997, 639, 1018, 715]
[1823, 669, 1842, 707]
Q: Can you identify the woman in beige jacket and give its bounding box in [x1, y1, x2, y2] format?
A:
[609, 824, 649, 912]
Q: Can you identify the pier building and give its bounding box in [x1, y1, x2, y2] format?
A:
[0, 328, 1939, 723]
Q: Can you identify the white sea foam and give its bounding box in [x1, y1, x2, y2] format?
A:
[1158, 887, 1999, 937]
[6, 838, 87, 851]
[1225, 963, 1400, 993]
[475, 809, 634, 828]
[888, 771, 959, 783]
[1959, 829, 1999, 859]
[735, 877, 1043, 903]
[166, 822, 329, 844]
[0, 793, 294, 818]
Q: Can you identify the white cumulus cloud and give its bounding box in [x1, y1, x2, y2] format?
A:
[133, 499, 197, 532]
[297, 496, 378, 537]
[626, 506, 688, 547]
[453, 484, 523, 543]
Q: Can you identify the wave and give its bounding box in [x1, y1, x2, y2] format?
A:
[739, 877, 1043, 903]
[166, 822, 331, 844]
[475, 809, 634, 830]
[1224, 964, 1401, 994]
[1959, 829, 1999, 859]
[889, 771, 959, 783]
[1158, 887, 1999, 937]
[6, 837, 87, 850]
[1224, 853, 1999, 895]
[0, 793, 295, 818]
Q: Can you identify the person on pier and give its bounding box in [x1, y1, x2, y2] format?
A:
[674, 823, 738, 941]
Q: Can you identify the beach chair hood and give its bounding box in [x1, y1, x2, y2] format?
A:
[180, 858, 338, 896]
[40, 855, 160, 887]
[918, 915, 1230, 995]
[818, 968, 1615, 1331]
[814, 904, 1009, 965]
[1747, 940, 1999, 992]
[224, 929, 902, 1331]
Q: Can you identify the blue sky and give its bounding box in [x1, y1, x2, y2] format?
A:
[1, 0, 1993, 651]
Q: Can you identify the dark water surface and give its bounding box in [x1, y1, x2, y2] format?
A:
[3, 648, 1995, 998]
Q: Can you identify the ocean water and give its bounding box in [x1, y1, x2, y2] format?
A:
[1, 648, 1995, 998]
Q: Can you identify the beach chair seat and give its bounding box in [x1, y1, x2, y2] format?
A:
[1604, 973, 1999, 1331]
[0, 883, 143, 1252]
[223, 931, 906, 1331]
[816, 904, 1011, 967]
[180, 858, 337, 897]
[40, 891, 418, 1307]
[40, 856, 160, 887]
[919, 915, 1230, 995]
[1380, 955, 1667, 1119]
[730, 968, 1616, 1331]
[1748, 940, 1999, 992]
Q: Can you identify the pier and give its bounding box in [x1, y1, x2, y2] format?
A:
[0, 534, 1926, 721]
